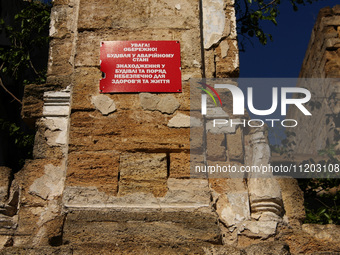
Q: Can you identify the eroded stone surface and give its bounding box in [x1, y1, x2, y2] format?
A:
[287, 6, 340, 155]
[202, 0, 226, 49]
[29, 164, 65, 200]
[168, 113, 190, 128]
[118, 153, 168, 197]
[91, 95, 116, 115]
[216, 192, 250, 228]
[244, 241, 290, 255]
[63, 178, 211, 209]
[62, 207, 221, 246]
[302, 224, 340, 242]
[0, 167, 11, 204]
[241, 221, 278, 239]
[169, 152, 190, 178]
[157, 95, 181, 114]
[139, 93, 160, 111]
[140, 93, 180, 114]
[5, 0, 296, 251]
[43, 117, 69, 146]
[277, 177, 305, 226]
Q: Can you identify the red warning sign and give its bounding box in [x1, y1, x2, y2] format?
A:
[100, 41, 182, 93]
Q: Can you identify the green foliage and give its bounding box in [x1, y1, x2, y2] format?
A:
[0, 118, 35, 169]
[0, 1, 51, 170]
[271, 126, 340, 225]
[236, 0, 320, 49]
[0, 1, 51, 83]
[299, 178, 340, 225]
[0, 119, 34, 150]
[300, 144, 340, 225]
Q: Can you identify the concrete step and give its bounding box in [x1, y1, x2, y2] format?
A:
[62, 207, 222, 246]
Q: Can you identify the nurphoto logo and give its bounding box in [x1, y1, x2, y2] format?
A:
[198, 80, 312, 128]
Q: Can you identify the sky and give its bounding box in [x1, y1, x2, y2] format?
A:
[239, 0, 338, 78]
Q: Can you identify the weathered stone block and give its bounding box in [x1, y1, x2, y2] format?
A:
[322, 16, 340, 26]
[0, 236, 12, 250]
[333, 5, 340, 14]
[119, 153, 167, 180]
[207, 133, 226, 161]
[190, 126, 204, 154]
[78, 0, 199, 30]
[91, 95, 116, 115]
[204, 48, 216, 78]
[70, 243, 208, 255]
[67, 152, 119, 195]
[189, 154, 206, 178]
[28, 163, 65, 200]
[175, 31, 202, 70]
[244, 241, 290, 255]
[52, 0, 70, 6]
[47, 38, 73, 77]
[68, 111, 190, 152]
[215, 40, 239, 77]
[42, 117, 69, 146]
[50, 5, 74, 38]
[156, 95, 180, 114]
[0, 167, 11, 203]
[0, 246, 73, 254]
[209, 178, 247, 195]
[169, 152, 190, 178]
[33, 120, 64, 160]
[63, 178, 211, 208]
[118, 179, 168, 197]
[202, 0, 230, 49]
[241, 221, 278, 239]
[163, 178, 211, 206]
[140, 94, 180, 114]
[15, 159, 64, 206]
[16, 206, 41, 236]
[276, 177, 305, 226]
[168, 112, 190, 128]
[21, 83, 64, 124]
[216, 192, 250, 228]
[118, 153, 167, 197]
[302, 224, 340, 243]
[203, 246, 244, 255]
[139, 93, 160, 111]
[63, 208, 221, 246]
[72, 67, 100, 111]
[205, 119, 237, 134]
[227, 126, 244, 162]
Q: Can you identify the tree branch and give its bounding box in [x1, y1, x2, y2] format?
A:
[259, 0, 279, 11]
[0, 63, 22, 105]
[28, 53, 40, 77]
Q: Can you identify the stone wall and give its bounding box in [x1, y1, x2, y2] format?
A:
[1, 1, 340, 254]
[287, 5, 340, 155]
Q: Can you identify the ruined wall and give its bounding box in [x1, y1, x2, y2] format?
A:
[2, 1, 340, 254]
[1, 0, 242, 250]
[287, 5, 340, 155]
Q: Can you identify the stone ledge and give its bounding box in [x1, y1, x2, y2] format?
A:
[63, 179, 211, 209]
[21, 84, 65, 127]
[62, 207, 221, 246]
